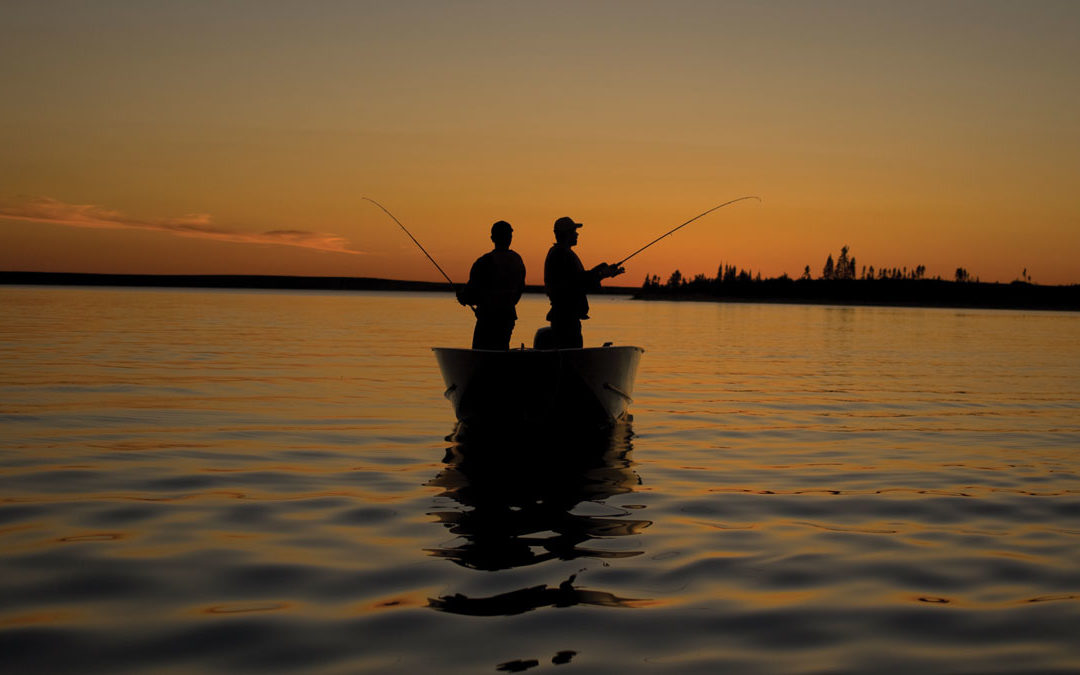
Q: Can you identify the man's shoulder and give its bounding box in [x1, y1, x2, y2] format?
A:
[489, 249, 524, 264]
[545, 243, 574, 260]
[507, 251, 525, 272]
[470, 251, 492, 270]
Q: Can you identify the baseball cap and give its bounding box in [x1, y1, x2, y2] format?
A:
[553, 216, 582, 234]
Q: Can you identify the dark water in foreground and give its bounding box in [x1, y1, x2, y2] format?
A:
[1, 287, 1078, 673]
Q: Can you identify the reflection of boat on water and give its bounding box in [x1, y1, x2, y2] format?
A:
[425, 421, 652, 615]
[432, 345, 644, 428]
[428, 573, 648, 616]
[427, 421, 648, 571]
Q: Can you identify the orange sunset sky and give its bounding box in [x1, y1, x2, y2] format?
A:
[2, 1, 1078, 286]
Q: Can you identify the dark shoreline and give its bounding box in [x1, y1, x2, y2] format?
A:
[633, 278, 1080, 312]
[3, 271, 1078, 311]
[0, 271, 636, 297]
[1, 271, 461, 293]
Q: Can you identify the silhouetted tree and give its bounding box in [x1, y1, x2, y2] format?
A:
[822, 254, 834, 280]
[836, 246, 850, 280]
[666, 270, 683, 287]
[801, 265, 812, 281]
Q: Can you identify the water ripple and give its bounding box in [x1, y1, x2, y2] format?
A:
[2, 289, 1079, 672]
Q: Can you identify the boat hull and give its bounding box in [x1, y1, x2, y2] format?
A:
[433, 346, 644, 428]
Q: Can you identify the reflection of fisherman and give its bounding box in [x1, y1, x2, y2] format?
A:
[457, 220, 527, 350]
[544, 216, 624, 349]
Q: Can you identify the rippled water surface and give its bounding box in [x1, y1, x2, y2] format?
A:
[2, 286, 1078, 673]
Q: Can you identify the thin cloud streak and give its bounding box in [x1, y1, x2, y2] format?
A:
[0, 197, 362, 255]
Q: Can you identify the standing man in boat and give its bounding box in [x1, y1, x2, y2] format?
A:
[457, 220, 527, 350]
[543, 216, 624, 348]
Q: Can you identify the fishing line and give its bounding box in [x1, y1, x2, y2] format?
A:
[614, 196, 761, 268]
[363, 197, 460, 292]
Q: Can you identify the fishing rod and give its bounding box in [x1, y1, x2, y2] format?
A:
[363, 197, 460, 293]
[614, 196, 761, 268]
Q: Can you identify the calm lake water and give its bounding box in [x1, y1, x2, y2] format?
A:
[2, 286, 1078, 673]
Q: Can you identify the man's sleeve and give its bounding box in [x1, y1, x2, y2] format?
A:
[459, 257, 484, 305]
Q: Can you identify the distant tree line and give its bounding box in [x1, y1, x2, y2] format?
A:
[637, 246, 1079, 311]
[642, 245, 981, 291]
[814, 245, 936, 282]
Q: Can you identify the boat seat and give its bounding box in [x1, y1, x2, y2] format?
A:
[533, 326, 555, 350]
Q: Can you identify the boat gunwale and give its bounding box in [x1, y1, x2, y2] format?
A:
[432, 344, 644, 427]
[432, 345, 645, 354]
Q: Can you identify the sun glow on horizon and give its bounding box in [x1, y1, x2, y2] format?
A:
[2, 2, 1078, 285]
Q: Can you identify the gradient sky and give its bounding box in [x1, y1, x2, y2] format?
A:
[2, 0, 1078, 285]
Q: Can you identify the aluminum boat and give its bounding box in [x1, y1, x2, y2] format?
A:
[433, 345, 644, 428]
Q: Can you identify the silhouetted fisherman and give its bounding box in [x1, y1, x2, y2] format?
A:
[457, 220, 526, 350]
[543, 216, 624, 348]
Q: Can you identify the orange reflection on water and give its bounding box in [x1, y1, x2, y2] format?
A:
[355, 591, 433, 614]
[894, 592, 1080, 609]
[0, 610, 81, 627]
[198, 601, 291, 615]
[57, 532, 125, 543]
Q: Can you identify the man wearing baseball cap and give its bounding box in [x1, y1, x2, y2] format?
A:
[543, 216, 624, 348]
[457, 220, 527, 349]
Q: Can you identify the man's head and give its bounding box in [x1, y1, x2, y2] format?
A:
[490, 220, 513, 249]
[553, 216, 581, 245]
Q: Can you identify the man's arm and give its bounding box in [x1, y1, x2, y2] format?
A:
[591, 262, 625, 281]
[513, 253, 526, 302]
[457, 257, 484, 306]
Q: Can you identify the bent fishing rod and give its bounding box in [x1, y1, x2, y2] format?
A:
[614, 196, 761, 268]
[363, 197, 462, 296]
